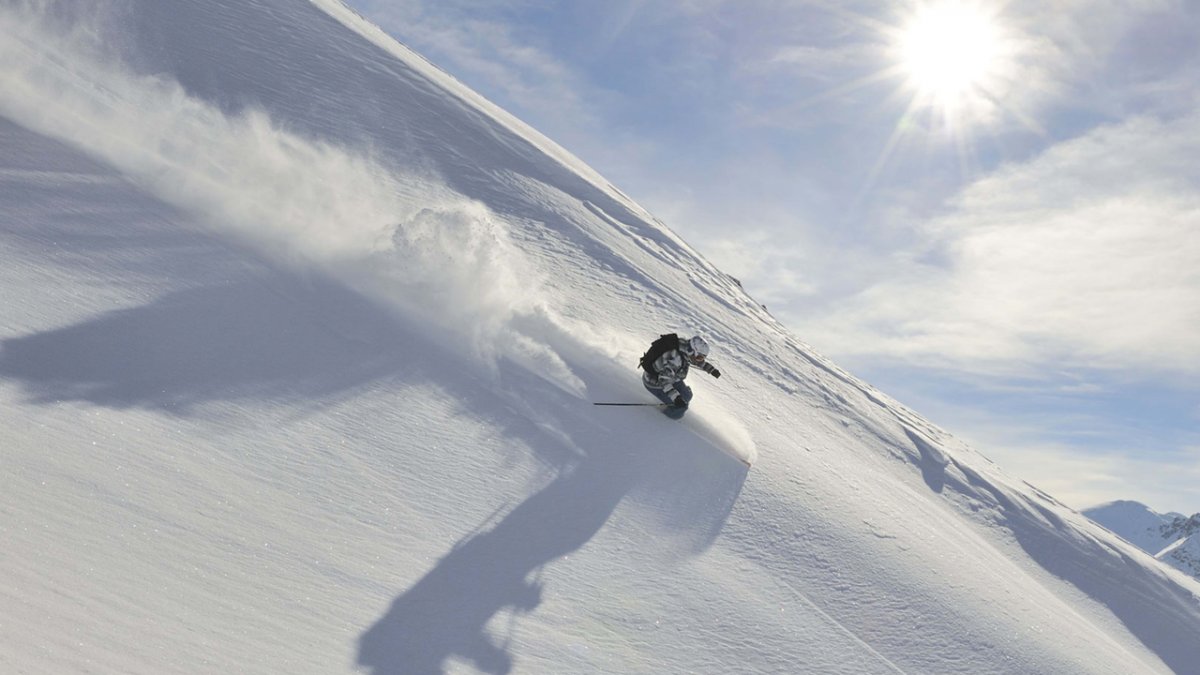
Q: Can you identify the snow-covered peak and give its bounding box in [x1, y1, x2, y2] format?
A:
[1084, 501, 1200, 580]
[1083, 500, 1183, 553]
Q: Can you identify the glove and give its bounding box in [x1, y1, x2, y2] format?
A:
[672, 395, 688, 409]
[711, 368, 721, 379]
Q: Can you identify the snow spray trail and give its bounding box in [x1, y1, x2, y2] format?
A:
[682, 404, 758, 467]
[0, 2, 584, 395]
[585, 331, 758, 466]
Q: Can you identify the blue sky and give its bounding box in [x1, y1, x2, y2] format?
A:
[343, 0, 1199, 514]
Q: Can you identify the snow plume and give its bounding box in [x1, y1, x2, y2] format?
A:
[675, 366, 758, 467]
[360, 203, 584, 394]
[684, 403, 758, 467]
[0, 2, 584, 395]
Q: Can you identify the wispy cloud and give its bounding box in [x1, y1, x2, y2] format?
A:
[805, 110, 1200, 377]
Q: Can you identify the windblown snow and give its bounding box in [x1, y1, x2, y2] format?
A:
[1, 1, 1197, 674]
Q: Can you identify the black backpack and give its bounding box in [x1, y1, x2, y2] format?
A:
[639, 333, 680, 376]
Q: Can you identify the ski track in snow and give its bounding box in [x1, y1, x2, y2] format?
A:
[1, 2, 1199, 674]
[775, 577, 909, 675]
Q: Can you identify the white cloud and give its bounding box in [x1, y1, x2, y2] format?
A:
[806, 110, 1200, 377]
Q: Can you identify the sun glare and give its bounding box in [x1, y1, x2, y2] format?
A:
[806, 0, 1029, 187]
[903, 6, 997, 96]
[894, 1, 1008, 123]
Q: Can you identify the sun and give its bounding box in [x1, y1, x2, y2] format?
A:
[893, 1, 1009, 125]
[801, 0, 1029, 185]
[902, 5, 998, 99]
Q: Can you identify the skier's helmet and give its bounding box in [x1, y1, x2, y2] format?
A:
[683, 335, 710, 362]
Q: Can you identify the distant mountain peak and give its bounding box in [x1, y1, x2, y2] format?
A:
[1089, 499, 1154, 513]
[1084, 501, 1200, 580]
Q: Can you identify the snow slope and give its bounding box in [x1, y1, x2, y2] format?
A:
[1157, 535, 1200, 580]
[2, 1, 1200, 673]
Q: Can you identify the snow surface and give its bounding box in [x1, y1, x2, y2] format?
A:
[2, 1, 1200, 673]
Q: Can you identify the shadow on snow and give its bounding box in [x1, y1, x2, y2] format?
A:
[0, 256, 748, 675]
[356, 360, 749, 675]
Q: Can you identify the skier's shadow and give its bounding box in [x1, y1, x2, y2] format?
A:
[358, 363, 748, 675]
[0, 273, 413, 413]
[356, 444, 642, 675]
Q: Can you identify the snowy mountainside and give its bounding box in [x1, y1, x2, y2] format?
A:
[1083, 501, 1187, 556]
[2, 1, 1200, 674]
[1083, 501, 1200, 580]
[1157, 531, 1200, 580]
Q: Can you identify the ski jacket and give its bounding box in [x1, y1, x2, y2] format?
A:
[642, 348, 718, 398]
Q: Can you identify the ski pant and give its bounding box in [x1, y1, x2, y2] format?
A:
[645, 379, 692, 419]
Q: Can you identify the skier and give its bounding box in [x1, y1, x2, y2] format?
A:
[639, 334, 721, 419]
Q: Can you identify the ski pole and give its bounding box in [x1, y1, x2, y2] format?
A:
[592, 402, 668, 407]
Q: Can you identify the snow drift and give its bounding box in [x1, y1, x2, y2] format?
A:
[1, 1, 1197, 674]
